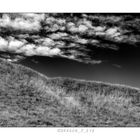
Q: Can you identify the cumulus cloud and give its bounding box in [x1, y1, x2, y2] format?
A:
[0, 13, 139, 64]
[0, 36, 61, 57]
[0, 37, 8, 51]
[35, 46, 61, 56]
[8, 38, 25, 51]
[16, 44, 36, 56]
[0, 14, 43, 31]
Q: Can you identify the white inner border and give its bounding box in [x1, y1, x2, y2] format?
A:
[0, 0, 139, 12]
[0, 0, 140, 139]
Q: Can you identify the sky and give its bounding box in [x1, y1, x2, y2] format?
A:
[0, 13, 140, 88]
[20, 45, 140, 88]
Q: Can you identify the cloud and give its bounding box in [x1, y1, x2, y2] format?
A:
[21, 13, 45, 21]
[0, 14, 43, 32]
[8, 38, 25, 52]
[78, 25, 88, 32]
[16, 44, 36, 56]
[35, 46, 61, 56]
[0, 37, 8, 51]
[112, 64, 122, 68]
[0, 35, 61, 58]
[0, 13, 139, 64]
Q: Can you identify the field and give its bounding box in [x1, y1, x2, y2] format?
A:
[0, 58, 140, 127]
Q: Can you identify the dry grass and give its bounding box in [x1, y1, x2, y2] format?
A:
[0, 58, 140, 127]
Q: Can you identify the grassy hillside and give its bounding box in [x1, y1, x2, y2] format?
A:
[0, 58, 140, 127]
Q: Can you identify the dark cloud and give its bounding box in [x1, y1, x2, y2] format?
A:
[0, 13, 139, 63]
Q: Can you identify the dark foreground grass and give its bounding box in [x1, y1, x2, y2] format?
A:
[0, 58, 140, 127]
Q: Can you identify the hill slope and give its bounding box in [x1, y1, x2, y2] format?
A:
[0, 58, 140, 127]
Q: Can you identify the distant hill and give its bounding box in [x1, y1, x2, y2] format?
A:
[0, 58, 140, 127]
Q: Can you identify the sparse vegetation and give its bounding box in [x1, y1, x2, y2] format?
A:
[0, 58, 140, 127]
